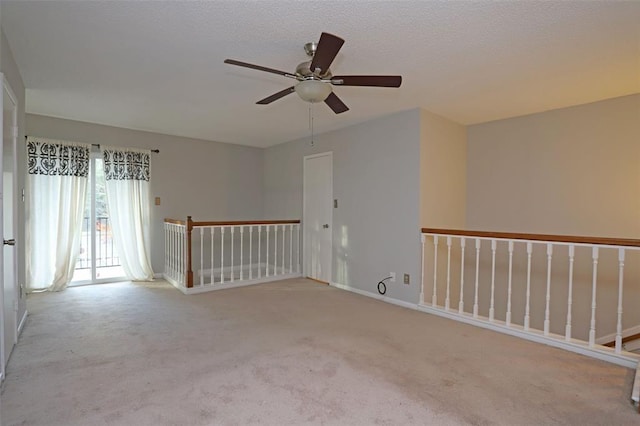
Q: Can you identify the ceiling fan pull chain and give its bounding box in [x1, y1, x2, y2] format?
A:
[309, 104, 315, 147]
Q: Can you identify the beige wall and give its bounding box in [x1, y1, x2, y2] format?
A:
[420, 108, 467, 229]
[26, 114, 265, 274]
[466, 94, 640, 239]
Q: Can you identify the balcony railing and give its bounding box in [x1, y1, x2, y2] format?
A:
[420, 228, 640, 369]
[164, 217, 302, 294]
[76, 216, 121, 270]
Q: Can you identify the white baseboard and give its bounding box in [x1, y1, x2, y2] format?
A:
[329, 282, 418, 311]
[164, 272, 302, 295]
[17, 309, 28, 337]
[417, 303, 639, 369]
[633, 365, 639, 403]
[596, 324, 640, 345]
[197, 263, 291, 280]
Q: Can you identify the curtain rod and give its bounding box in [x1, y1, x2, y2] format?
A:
[25, 136, 159, 153]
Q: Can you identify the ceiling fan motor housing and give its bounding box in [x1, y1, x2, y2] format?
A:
[296, 61, 332, 79]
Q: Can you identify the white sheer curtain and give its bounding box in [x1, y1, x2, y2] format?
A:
[102, 146, 154, 281]
[26, 137, 90, 292]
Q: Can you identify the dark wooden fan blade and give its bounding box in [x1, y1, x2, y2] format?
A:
[309, 33, 345, 75]
[324, 92, 349, 114]
[331, 75, 402, 88]
[224, 59, 295, 78]
[256, 86, 296, 104]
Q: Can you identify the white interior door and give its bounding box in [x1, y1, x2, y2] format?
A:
[303, 152, 333, 283]
[1, 75, 18, 382]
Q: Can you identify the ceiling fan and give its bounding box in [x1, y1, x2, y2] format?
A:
[224, 32, 402, 114]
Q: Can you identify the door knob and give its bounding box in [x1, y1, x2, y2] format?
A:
[4, 239, 15, 246]
[322, 224, 329, 229]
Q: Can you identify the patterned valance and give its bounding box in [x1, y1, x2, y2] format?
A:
[103, 148, 150, 181]
[27, 137, 90, 177]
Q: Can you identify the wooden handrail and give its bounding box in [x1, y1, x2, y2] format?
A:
[603, 332, 640, 348]
[421, 228, 640, 248]
[164, 218, 186, 225]
[163, 219, 300, 226]
[191, 220, 300, 227]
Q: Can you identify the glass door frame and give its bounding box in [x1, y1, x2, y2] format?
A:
[71, 151, 126, 286]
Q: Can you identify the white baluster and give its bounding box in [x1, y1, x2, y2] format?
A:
[282, 224, 285, 275]
[170, 224, 174, 280]
[167, 225, 172, 280]
[231, 227, 235, 282]
[459, 238, 466, 314]
[524, 242, 532, 330]
[544, 243, 553, 336]
[445, 236, 452, 311]
[615, 248, 625, 354]
[249, 226, 253, 280]
[220, 227, 225, 284]
[506, 241, 514, 326]
[420, 234, 426, 305]
[258, 226, 262, 278]
[182, 225, 186, 284]
[589, 246, 599, 347]
[432, 235, 439, 306]
[289, 224, 293, 274]
[565, 244, 575, 341]
[489, 239, 497, 322]
[266, 226, 270, 277]
[200, 228, 204, 287]
[296, 224, 300, 274]
[273, 225, 277, 276]
[240, 226, 244, 281]
[172, 225, 176, 281]
[210, 227, 214, 285]
[473, 238, 481, 318]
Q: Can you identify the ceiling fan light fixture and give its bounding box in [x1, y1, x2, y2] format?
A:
[295, 80, 332, 103]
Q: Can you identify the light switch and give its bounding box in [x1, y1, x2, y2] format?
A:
[155, 197, 161, 206]
[334, 199, 338, 208]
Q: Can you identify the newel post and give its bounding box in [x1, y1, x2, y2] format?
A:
[186, 216, 194, 288]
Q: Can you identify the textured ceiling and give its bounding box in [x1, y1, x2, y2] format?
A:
[3, 1, 639, 148]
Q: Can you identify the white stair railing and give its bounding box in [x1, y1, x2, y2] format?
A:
[420, 228, 640, 369]
[164, 219, 187, 287]
[164, 217, 301, 294]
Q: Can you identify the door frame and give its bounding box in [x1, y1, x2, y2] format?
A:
[71, 152, 126, 286]
[302, 151, 333, 282]
[1, 73, 19, 382]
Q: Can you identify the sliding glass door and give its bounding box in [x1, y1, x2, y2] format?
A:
[71, 153, 125, 284]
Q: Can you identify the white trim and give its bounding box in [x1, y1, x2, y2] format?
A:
[330, 282, 418, 311]
[166, 272, 302, 295]
[632, 365, 639, 403]
[17, 309, 28, 337]
[417, 303, 639, 369]
[626, 339, 640, 353]
[302, 151, 333, 281]
[596, 324, 640, 345]
[196, 262, 272, 279]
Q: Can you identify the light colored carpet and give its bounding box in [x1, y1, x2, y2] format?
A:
[0, 278, 637, 425]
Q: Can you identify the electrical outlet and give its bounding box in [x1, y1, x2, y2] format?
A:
[390, 272, 396, 282]
[404, 273, 410, 284]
